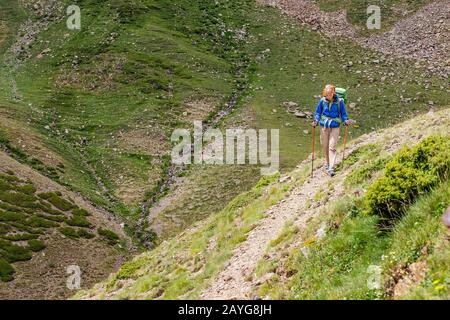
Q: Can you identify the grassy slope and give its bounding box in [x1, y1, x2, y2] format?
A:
[0, 0, 244, 239]
[141, 0, 450, 239]
[1, 0, 448, 242]
[75, 108, 450, 300]
[0, 151, 128, 299]
[254, 112, 450, 300]
[257, 180, 449, 300]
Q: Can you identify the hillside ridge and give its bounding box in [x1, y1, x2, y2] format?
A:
[76, 107, 449, 300]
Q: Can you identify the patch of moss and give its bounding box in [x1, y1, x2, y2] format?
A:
[72, 208, 90, 216]
[98, 228, 120, 245]
[59, 227, 79, 239]
[77, 229, 95, 239]
[0, 258, 14, 282]
[38, 192, 74, 211]
[66, 215, 91, 228]
[28, 239, 46, 252]
[0, 240, 32, 262]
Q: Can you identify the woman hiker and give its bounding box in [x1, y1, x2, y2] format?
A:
[312, 84, 352, 177]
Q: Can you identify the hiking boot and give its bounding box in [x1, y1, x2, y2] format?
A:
[327, 167, 335, 177]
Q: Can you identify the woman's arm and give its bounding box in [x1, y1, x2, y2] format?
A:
[314, 99, 324, 122]
[340, 99, 348, 122]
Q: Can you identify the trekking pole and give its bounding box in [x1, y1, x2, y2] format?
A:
[311, 125, 316, 178]
[342, 124, 349, 164]
[342, 120, 356, 168]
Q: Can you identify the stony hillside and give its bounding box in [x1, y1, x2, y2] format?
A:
[0, 150, 131, 299]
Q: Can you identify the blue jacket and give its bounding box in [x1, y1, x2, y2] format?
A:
[314, 95, 348, 128]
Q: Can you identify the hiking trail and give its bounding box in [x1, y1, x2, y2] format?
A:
[200, 131, 369, 299]
[200, 109, 445, 300]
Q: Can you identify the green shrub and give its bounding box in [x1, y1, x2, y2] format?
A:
[364, 136, 450, 222]
[59, 227, 79, 238]
[98, 228, 120, 245]
[14, 184, 37, 195]
[0, 240, 32, 262]
[0, 173, 19, 183]
[77, 229, 95, 239]
[0, 180, 10, 192]
[38, 192, 74, 211]
[72, 208, 90, 216]
[0, 191, 35, 206]
[28, 239, 46, 252]
[26, 216, 59, 228]
[46, 192, 74, 211]
[0, 258, 14, 282]
[0, 211, 26, 222]
[38, 214, 65, 223]
[66, 215, 91, 228]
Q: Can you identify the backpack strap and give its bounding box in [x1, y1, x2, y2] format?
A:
[337, 97, 342, 121]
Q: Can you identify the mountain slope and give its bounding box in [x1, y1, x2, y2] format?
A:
[1, 0, 449, 248]
[75, 108, 449, 300]
[0, 150, 131, 299]
[1, 0, 449, 299]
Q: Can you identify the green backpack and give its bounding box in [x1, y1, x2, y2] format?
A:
[335, 87, 347, 103]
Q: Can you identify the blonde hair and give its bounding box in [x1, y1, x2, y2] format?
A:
[322, 84, 336, 97]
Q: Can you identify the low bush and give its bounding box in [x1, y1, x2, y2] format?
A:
[72, 208, 90, 216]
[26, 216, 59, 228]
[38, 192, 74, 211]
[77, 229, 95, 239]
[0, 211, 27, 222]
[28, 239, 46, 252]
[66, 215, 91, 228]
[0, 258, 14, 282]
[0, 240, 32, 262]
[14, 184, 37, 195]
[59, 227, 79, 238]
[364, 136, 450, 223]
[98, 228, 120, 245]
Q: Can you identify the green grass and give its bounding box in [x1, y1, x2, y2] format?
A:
[1, 0, 448, 244]
[74, 169, 315, 299]
[28, 239, 46, 252]
[0, 258, 15, 282]
[253, 134, 450, 300]
[98, 228, 120, 245]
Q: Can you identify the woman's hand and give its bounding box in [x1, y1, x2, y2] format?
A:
[312, 121, 318, 127]
[344, 119, 355, 126]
